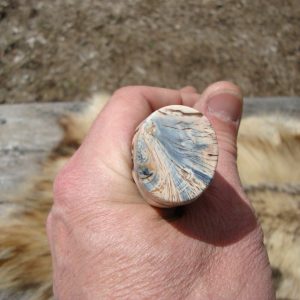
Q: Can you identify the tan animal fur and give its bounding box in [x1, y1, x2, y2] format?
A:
[0, 94, 299, 299]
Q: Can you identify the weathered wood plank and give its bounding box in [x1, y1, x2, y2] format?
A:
[0, 97, 299, 201]
[0, 102, 84, 201]
[243, 97, 300, 117]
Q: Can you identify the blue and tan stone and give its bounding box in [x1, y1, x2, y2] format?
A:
[132, 105, 218, 207]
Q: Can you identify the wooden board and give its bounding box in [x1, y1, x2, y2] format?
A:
[0, 102, 84, 201]
[0, 97, 299, 201]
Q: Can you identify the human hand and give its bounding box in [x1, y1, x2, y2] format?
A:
[47, 82, 275, 299]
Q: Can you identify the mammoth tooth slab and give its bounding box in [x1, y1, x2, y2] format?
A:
[132, 105, 218, 207]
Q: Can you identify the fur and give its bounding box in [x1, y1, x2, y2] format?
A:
[0, 94, 299, 299]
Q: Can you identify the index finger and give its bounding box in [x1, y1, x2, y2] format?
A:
[70, 86, 194, 180]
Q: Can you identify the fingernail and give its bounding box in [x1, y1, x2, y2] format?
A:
[207, 93, 243, 122]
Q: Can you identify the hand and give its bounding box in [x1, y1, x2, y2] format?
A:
[47, 82, 275, 299]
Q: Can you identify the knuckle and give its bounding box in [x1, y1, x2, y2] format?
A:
[217, 132, 238, 161]
[53, 165, 81, 208]
[112, 85, 141, 99]
[219, 141, 238, 160]
[53, 170, 68, 201]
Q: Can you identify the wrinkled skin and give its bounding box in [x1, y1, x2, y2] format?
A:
[47, 82, 275, 299]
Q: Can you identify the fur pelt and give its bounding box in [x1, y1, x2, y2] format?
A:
[0, 94, 299, 299]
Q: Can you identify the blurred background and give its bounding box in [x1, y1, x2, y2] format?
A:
[0, 0, 299, 104]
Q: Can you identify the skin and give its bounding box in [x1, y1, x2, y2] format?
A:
[47, 82, 275, 299]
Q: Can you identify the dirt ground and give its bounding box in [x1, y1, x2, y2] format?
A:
[0, 0, 299, 104]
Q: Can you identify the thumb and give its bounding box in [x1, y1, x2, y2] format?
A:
[194, 81, 243, 188]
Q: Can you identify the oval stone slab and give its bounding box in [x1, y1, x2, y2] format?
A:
[132, 105, 218, 207]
